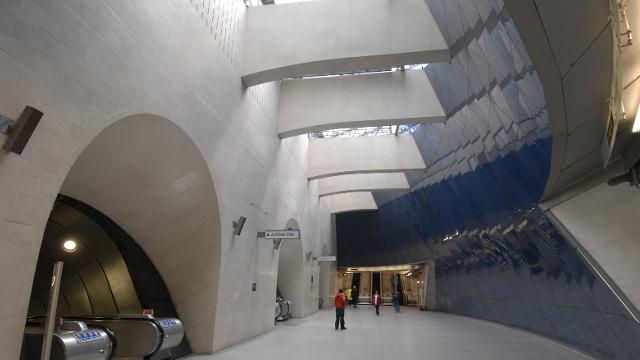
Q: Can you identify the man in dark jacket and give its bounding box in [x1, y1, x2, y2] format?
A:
[335, 288, 347, 330]
[392, 290, 401, 313]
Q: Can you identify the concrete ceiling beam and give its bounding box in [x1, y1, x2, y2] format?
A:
[316, 173, 410, 197]
[308, 134, 426, 180]
[278, 70, 445, 138]
[242, 0, 449, 86]
[325, 192, 378, 214]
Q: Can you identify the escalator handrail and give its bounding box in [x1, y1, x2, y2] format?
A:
[29, 314, 167, 357]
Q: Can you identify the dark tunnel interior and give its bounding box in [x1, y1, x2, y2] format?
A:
[25, 195, 191, 357]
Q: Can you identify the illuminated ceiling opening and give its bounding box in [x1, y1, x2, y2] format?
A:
[245, 0, 317, 5]
[309, 124, 421, 139]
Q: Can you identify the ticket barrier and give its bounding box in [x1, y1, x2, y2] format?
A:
[26, 315, 184, 360]
[22, 320, 111, 360]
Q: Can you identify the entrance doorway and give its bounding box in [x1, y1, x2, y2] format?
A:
[372, 272, 381, 296]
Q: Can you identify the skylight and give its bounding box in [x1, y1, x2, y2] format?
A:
[309, 124, 421, 139]
[291, 64, 430, 80]
[245, 0, 318, 6]
[275, 0, 317, 3]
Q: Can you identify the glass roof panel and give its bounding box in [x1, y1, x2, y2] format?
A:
[309, 124, 421, 139]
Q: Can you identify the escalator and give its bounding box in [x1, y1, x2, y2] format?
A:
[22, 315, 184, 360]
[372, 272, 381, 296]
[21, 196, 190, 360]
[395, 274, 405, 305]
[351, 273, 361, 303]
[275, 287, 292, 322]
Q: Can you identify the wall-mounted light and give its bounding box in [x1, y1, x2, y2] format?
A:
[232, 216, 246, 236]
[62, 239, 77, 253]
[1, 106, 43, 154]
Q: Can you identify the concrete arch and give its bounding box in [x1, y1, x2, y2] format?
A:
[58, 113, 222, 353]
[277, 71, 446, 138]
[276, 219, 305, 318]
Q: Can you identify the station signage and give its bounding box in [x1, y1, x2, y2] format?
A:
[260, 229, 300, 239]
[315, 256, 336, 262]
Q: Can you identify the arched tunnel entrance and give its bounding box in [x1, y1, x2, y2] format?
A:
[23, 196, 191, 359]
[21, 114, 222, 359]
[276, 219, 304, 319]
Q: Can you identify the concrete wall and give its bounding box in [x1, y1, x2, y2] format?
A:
[242, 0, 449, 85]
[0, 0, 331, 357]
[278, 70, 445, 138]
[550, 183, 640, 311]
[423, 261, 437, 311]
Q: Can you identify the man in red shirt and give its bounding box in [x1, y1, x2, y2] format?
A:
[334, 288, 347, 330]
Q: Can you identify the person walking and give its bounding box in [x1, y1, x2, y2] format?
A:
[335, 288, 347, 330]
[392, 290, 401, 313]
[373, 290, 382, 316]
[351, 286, 359, 308]
[345, 287, 352, 307]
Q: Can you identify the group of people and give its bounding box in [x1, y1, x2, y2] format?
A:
[334, 286, 402, 329]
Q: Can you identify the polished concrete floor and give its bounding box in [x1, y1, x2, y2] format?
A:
[186, 306, 596, 360]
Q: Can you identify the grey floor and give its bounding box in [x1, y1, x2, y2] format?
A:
[186, 306, 596, 360]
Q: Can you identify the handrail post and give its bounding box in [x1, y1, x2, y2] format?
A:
[41, 261, 63, 360]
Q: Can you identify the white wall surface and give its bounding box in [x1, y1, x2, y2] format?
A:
[0, 0, 331, 357]
[242, 0, 449, 85]
[308, 134, 426, 180]
[550, 183, 640, 311]
[278, 70, 445, 138]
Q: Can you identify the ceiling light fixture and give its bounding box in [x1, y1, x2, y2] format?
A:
[63, 239, 77, 253]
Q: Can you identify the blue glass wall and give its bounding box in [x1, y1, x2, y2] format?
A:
[336, 1, 640, 358]
[337, 175, 640, 359]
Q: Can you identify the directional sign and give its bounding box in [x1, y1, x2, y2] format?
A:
[260, 229, 300, 239]
[316, 256, 336, 262]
